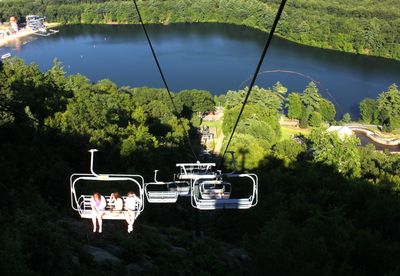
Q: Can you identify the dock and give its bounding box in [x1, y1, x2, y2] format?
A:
[0, 22, 60, 47]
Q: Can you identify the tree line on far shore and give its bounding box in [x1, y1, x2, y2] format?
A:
[0, 0, 399, 60]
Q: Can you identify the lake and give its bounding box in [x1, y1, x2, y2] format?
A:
[1, 24, 399, 118]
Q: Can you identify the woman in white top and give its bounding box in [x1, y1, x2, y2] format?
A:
[90, 192, 106, 233]
[124, 191, 141, 233]
[109, 192, 124, 215]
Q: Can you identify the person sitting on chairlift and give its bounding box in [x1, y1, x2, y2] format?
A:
[109, 192, 124, 215]
[90, 192, 106, 233]
[124, 191, 141, 233]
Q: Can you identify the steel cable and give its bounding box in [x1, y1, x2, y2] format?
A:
[132, 0, 199, 162]
[219, 0, 287, 168]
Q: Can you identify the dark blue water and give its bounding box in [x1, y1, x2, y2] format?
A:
[1, 24, 399, 118]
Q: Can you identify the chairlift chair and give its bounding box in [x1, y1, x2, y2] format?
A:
[191, 173, 258, 210]
[175, 163, 216, 180]
[70, 149, 145, 220]
[144, 162, 216, 203]
[200, 179, 231, 200]
[166, 179, 191, 196]
[144, 170, 179, 203]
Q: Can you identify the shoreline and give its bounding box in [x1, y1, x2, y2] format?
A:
[0, 22, 60, 47]
[4, 21, 397, 62]
[67, 21, 400, 62]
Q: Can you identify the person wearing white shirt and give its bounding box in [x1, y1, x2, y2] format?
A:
[124, 191, 141, 233]
[109, 192, 124, 216]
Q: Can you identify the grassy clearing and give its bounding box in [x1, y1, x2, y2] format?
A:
[281, 126, 310, 141]
[389, 129, 400, 135]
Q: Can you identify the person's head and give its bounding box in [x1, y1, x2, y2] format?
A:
[93, 192, 101, 201]
[113, 192, 120, 199]
[127, 191, 135, 197]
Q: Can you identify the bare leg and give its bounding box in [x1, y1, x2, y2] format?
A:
[124, 211, 134, 233]
[129, 211, 136, 228]
[97, 212, 104, 233]
[92, 212, 97, 232]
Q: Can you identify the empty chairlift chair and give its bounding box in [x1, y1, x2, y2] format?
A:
[145, 170, 179, 203]
[200, 180, 231, 200]
[191, 172, 258, 210]
[70, 149, 145, 220]
[175, 163, 216, 180]
[144, 163, 214, 203]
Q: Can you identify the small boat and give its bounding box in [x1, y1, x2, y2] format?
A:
[1, 53, 11, 60]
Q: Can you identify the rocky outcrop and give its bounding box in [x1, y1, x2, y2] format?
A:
[83, 245, 121, 264]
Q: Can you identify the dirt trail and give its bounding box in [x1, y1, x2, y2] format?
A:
[213, 131, 225, 155]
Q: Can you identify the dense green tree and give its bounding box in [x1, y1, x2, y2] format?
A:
[286, 92, 302, 119]
[302, 82, 321, 112]
[359, 98, 378, 124]
[237, 119, 278, 144]
[319, 98, 336, 122]
[299, 107, 309, 129]
[223, 133, 269, 170]
[377, 84, 400, 130]
[178, 89, 215, 117]
[272, 81, 288, 103]
[214, 94, 226, 108]
[310, 129, 361, 177]
[308, 111, 323, 127]
[341, 112, 351, 124]
[223, 104, 280, 141]
[273, 139, 306, 163]
[225, 86, 282, 111]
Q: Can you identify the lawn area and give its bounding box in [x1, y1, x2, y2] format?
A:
[281, 126, 310, 141]
[391, 128, 400, 135]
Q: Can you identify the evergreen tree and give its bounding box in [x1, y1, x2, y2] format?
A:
[302, 82, 321, 112]
[359, 98, 378, 124]
[299, 108, 310, 129]
[319, 98, 336, 122]
[309, 111, 323, 127]
[286, 92, 302, 119]
[377, 84, 400, 130]
[341, 113, 351, 124]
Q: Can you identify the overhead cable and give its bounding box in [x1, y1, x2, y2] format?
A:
[132, 0, 199, 162]
[220, 0, 288, 168]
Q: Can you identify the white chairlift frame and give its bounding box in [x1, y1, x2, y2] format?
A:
[70, 149, 145, 220]
[190, 173, 258, 210]
[144, 163, 213, 203]
[200, 180, 231, 200]
[175, 163, 217, 180]
[145, 170, 179, 203]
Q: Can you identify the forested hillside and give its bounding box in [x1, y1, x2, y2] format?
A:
[0, 0, 399, 60]
[1, 58, 400, 274]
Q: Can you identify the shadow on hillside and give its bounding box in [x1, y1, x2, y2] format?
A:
[197, 149, 400, 275]
[2, 117, 400, 275]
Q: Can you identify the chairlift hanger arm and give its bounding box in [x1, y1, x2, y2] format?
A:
[70, 149, 146, 217]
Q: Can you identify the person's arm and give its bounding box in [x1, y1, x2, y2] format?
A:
[99, 196, 107, 210]
[135, 196, 142, 210]
[90, 197, 97, 211]
[109, 193, 115, 209]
